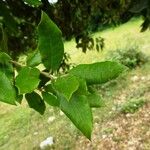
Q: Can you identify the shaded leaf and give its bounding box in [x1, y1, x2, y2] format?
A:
[69, 61, 125, 85]
[14, 86, 23, 104]
[26, 50, 41, 67]
[38, 11, 64, 71]
[0, 71, 16, 105]
[16, 67, 40, 94]
[44, 84, 57, 95]
[60, 94, 93, 139]
[53, 75, 79, 101]
[25, 92, 46, 115]
[141, 18, 150, 32]
[0, 52, 14, 81]
[42, 91, 59, 107]
[16, 95, 23, 104]
[38, 71, 50, 88]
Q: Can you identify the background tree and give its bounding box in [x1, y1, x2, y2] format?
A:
[1, 0, 149, 57]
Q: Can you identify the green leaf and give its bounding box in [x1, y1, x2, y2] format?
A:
[60, 94, 93, 139]
[42, 91, 59, 107]
[26, 50, 41, 67]
[25, 92, 46, 115]
[75, 78, 88, 95]
[16, 67, 40, 94]
[87, 93, 104, 108]
[87, 86, 104, 107]
[38, 71, 50, 88]
[44, 84, 57, 95]
[23, 0, 42, 7]
[16, 95, 23, 104]
[53, 75, 79, 101]
[69, 61, 125, 85]
[0, 52, 11, 63]
[38, 11, 64, 71]
[0, 71, 16, 105]
[14, 86, 23, 104]
[0, 52, 14, 81]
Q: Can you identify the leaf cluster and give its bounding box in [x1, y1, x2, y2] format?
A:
[0, 11, 126, 139]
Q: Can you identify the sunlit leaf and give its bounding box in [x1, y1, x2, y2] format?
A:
[42, 91, 59, 107]
[38, 11, 64, 71]
[69, 61, 125, 85]
[16, 67, 40, 94]
[53, 75, 79, 101]
[60, 94, 93, 139]
[26, 50, 41, 67]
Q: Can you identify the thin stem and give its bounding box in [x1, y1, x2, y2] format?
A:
[10, 60, 56, 80]
[10, 60, 22, 67]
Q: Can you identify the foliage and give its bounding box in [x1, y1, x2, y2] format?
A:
[1, 0, 150, 140]
[106, 45, 149, 69]
[0, 10, 126, 139]
[1, 0, 150, 56]
[120, 98, 146, 114]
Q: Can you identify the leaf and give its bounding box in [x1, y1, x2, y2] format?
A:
[60, 94, 93, 139]
[16, 95, 23, 104]
[44, 84, 57, 95]
[42, 91, 59, 107]
[14, 86, 23, 104]
[69, 61, 125, 85]
[0, 71, 16, 105]
[26, 50, 41, 67]
[87, 93, 104, 108]
[0, 52, 14, 81]
[25, 92, 46, 115]
[75, 78, 88, 95]
[88, 86, 103, 108]
[38, 71, 50, 88]
[23, 0, 42, 7]
[53, 75, 79, 101]
[15, 67, 40, 94]
[0, 52, 11, 63]
[141, 18, 150, 32]
[38, 11, 64, 71]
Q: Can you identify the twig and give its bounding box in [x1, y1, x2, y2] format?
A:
[10, 60, 22, 67]
[10, 60, 56, 80]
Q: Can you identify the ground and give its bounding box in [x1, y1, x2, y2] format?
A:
[0, 17, 150, 150]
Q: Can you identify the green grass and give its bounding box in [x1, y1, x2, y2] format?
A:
[0, 17, 150, 150]
[120, 98, 146, 114]
[65, 17, 150, 64]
